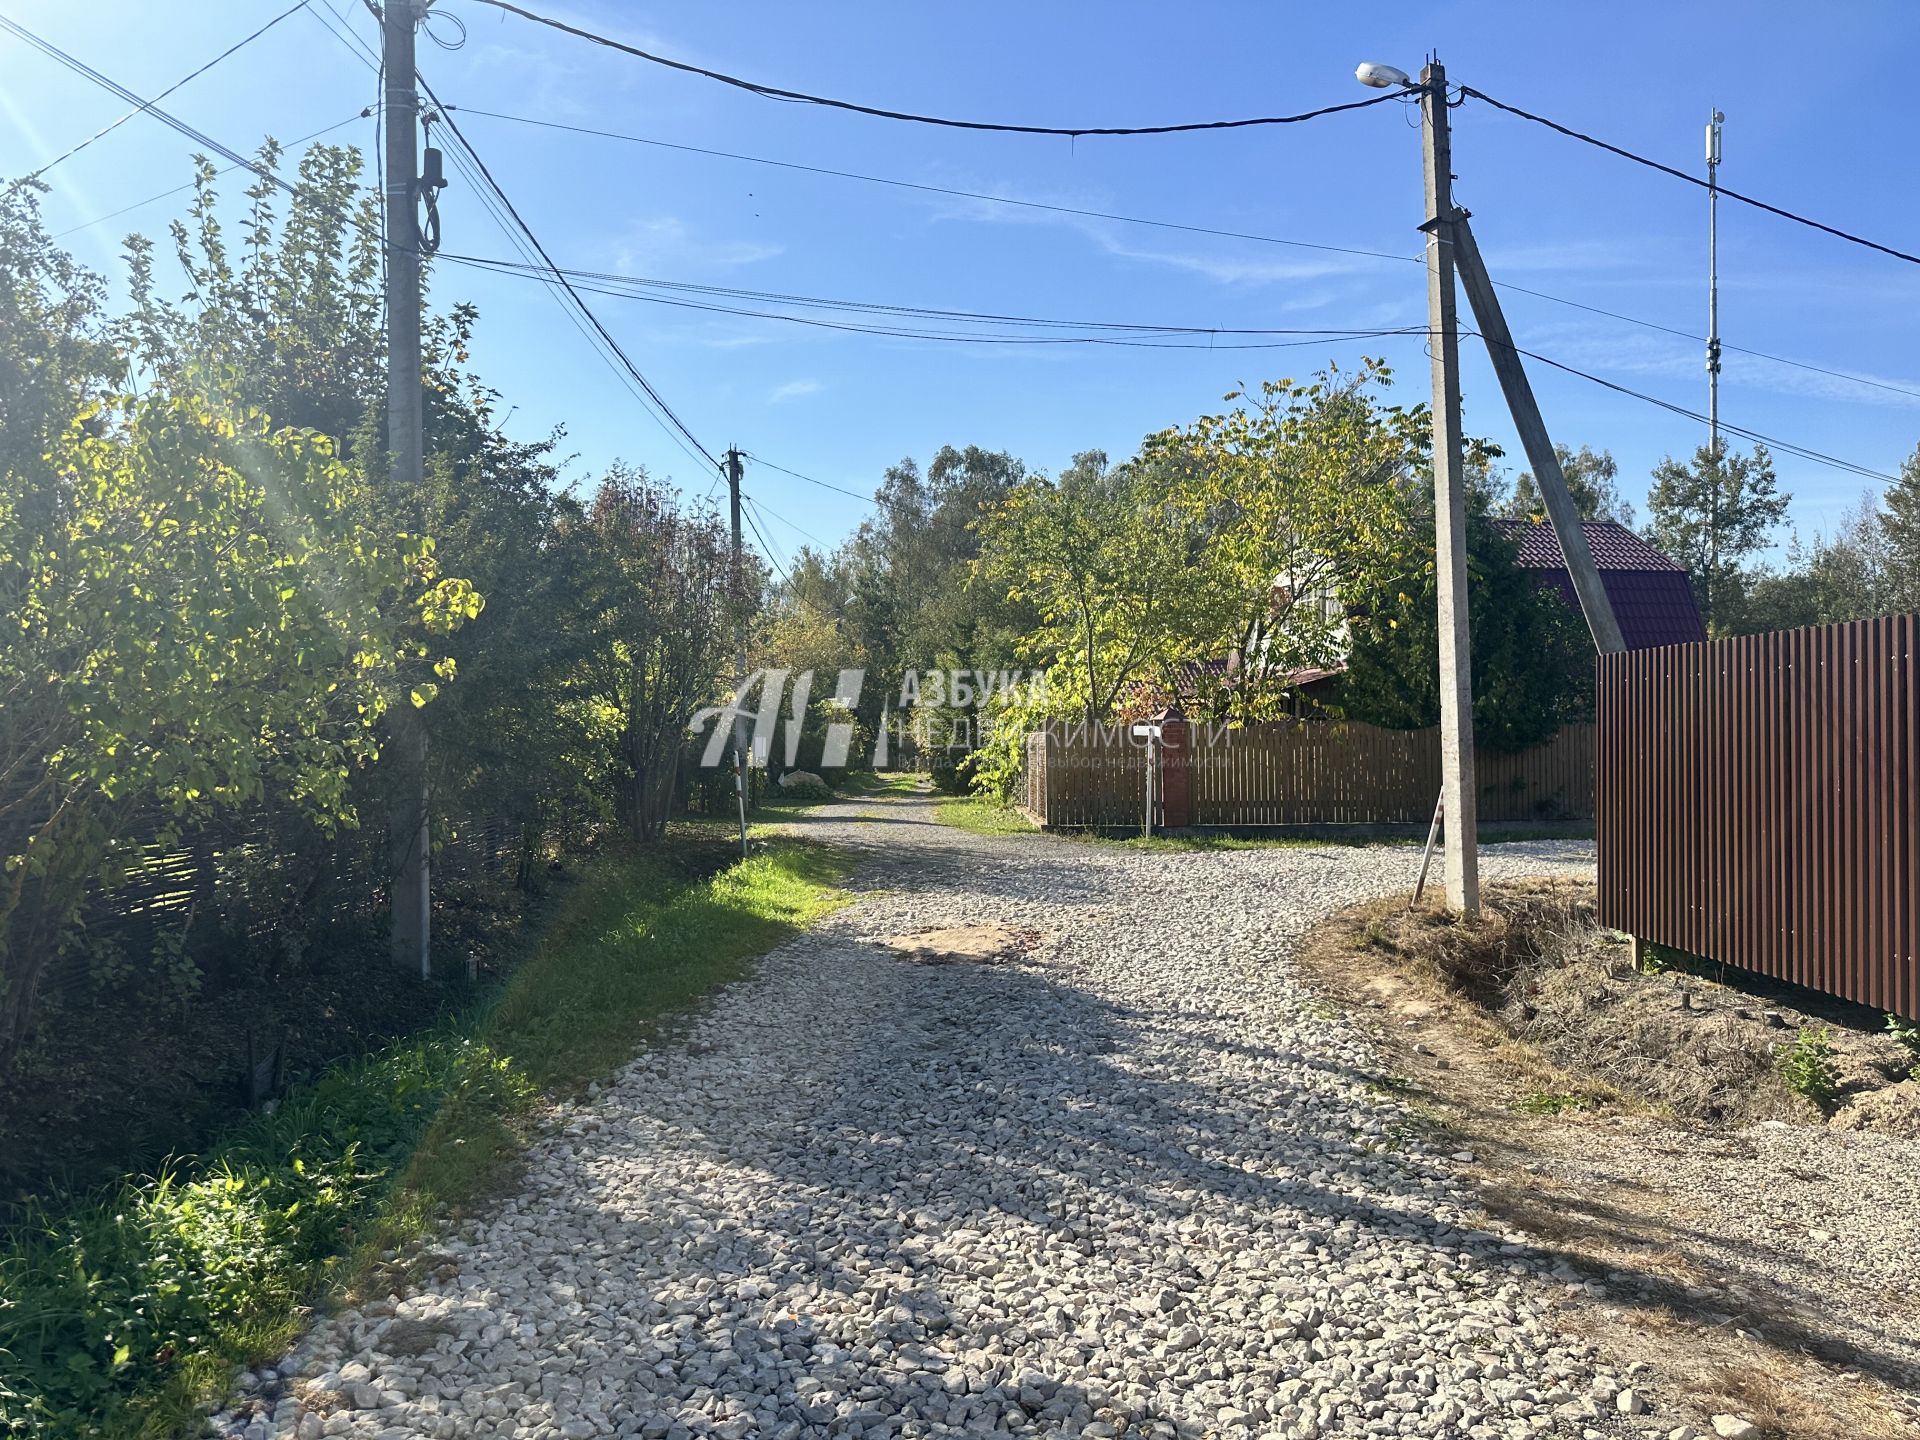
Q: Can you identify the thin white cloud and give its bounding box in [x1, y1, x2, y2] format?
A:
[769, 379, 822, 403]
[1512, 319, 1920, 410]
[607, 216, 782, 273]
[916, 181, 1404, 291]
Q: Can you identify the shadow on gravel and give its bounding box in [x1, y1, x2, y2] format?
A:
[560, 937, 1568, 1436]
[594, 921, 1916, 1434]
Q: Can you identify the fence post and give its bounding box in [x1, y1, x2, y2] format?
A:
[1158, 716, 1192, 828]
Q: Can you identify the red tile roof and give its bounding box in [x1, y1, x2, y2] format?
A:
[1495, 519, 1706, 650]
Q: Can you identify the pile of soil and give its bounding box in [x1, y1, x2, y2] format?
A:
[1326, 880, 1915, 1130]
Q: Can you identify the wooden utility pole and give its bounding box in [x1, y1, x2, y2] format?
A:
[1418, 60, 1478, 917]
[1451, 216, 1627, 655]
[725, 447, 749, 858]
[384, 0, 431, 975]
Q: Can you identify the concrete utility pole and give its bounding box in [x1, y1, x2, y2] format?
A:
[1418, 58, 1479, 918]
[385, 0, 430, 975]
[1452, 216, 1627, 655]
[725, 447, 750, 858]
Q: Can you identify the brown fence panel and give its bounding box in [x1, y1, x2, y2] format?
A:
[1027, 720, 1593, 831]
[1597, 614, 1918, 1018]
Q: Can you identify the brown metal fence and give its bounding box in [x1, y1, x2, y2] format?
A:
[1023, 720, 1594, 830]
[1596, 614, 1918, 1019]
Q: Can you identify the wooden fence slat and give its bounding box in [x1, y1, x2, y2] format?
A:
[1029, 719, 1596, 831]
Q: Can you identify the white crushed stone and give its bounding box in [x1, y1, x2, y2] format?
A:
[217, 797, 1645, 1440]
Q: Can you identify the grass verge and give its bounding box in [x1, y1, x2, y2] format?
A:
[0, 842, 851, 1439]
[933, 793, 1037, 836]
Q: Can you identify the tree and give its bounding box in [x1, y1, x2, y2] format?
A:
[839, 445, 1033, 725]
[1140, 361, 1427, 719]
[976, 451, 1190, 723]
[1504, 444, 1635, 526]
[1338, 512, 1594, 752]
[1736, 491, 1892, 633]
[1646, 441, 1790, 633]
[588, 466, 753, 840]
[1883, 443, 1920, 614]
[0, 390, 476, 1057]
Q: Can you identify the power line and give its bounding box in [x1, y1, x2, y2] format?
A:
[432, 252, 1427, 350]
[47, 112, 369, 239]
[18, 0, 313, 179]
[1460, 86, 1920, 269]
[744, 490, 834, 549]
[437, 254, 1418, 336]
[444, 105, 1416, 267]
[1470, 330, 1901, 486]
[0, 12, 305, 199]
[744, 454, 880, 508]
[415, 74, 723, 471]
[449, 104, 1920, 403]
[419, 85, 713, 465]
[461, 0, 1414, 137]
[738, 500, 790, 589]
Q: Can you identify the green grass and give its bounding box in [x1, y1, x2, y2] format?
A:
[0, 841, 852, 1439]
[842, 770, 923, 799]
[933, 793, 1037, 836]
[1514, 1088, 1595, 1116]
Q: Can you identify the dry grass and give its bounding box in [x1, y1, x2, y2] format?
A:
[1325, 881, 1908, 1127]
[1297, 882, 1920, 1440]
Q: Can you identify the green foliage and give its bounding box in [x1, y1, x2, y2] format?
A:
[1732, 490, 1892, 635]
[776, 770, 832, 801]
[1502, 445, 1635, 527]
[589, 466, 754, 841]
[0, 386, 471, 1056]
[1646, 441, 1790, 634]
[977, 448, 1193, 723]
[0, 841, 849, 1436]
[933, 794, 1037, 836]
[965, 684, 1053, 804]
[1514, 1089, 1593, 1116]
[1136, 361, 1428, 720]
[1887, 1013, 1920, 1078]
[1338, 512, 1595, 752]
[0, 1030, 523, 1434]
[1776, 1024, 1840, 1107]
[1884, 443, 1920, 614]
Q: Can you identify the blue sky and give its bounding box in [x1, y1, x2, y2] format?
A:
[7, 1, 1919, 562]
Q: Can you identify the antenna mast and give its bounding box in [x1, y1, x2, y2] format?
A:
[1706, 110, 1724, 456]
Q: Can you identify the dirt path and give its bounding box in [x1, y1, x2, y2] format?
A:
[226, 792, 1655, 1440]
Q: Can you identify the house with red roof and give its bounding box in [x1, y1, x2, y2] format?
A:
[1495, 519, 1706, 650]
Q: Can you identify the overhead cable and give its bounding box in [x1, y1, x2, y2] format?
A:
[1460, 86, 1920, 268]
[449, 104, 1920, 402]
[417, 74, 723, 470]
[460, 0, 1414, 137]
[16, 0, 313, 179]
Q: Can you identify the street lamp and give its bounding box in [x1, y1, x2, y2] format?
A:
[1354, 61, 1411, 89]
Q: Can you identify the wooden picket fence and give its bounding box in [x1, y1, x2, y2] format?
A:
[1023, 719, 1594, 830]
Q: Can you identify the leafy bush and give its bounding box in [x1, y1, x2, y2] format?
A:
[777, 770, 831, 801]
[1776, 1024, 1840, 1108]
[1888, 1013, 1920, 1078]
[0, 1033, 526, 1434]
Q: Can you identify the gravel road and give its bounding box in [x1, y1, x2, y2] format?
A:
[227, 794, 1640, 1440]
